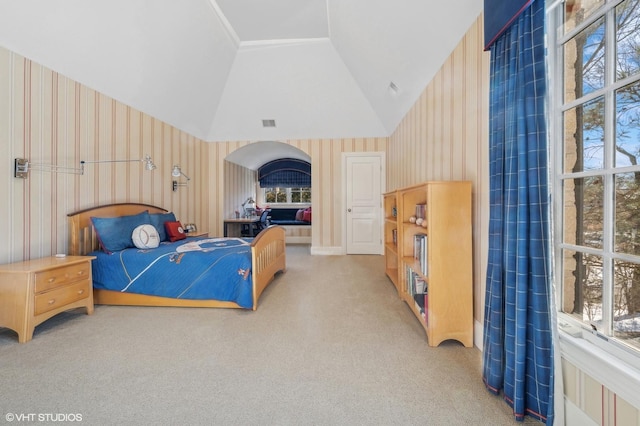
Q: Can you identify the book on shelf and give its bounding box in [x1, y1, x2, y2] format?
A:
[413, 293, 425, 309]
[405, 265, 428, 319]
[424, 293, 428, 325]
[413, 233, 428, 277]
[392, 228, 397, 245]
[405, 265, 421, 295]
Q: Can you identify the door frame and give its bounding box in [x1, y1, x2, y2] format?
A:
[341, 152, 386, 255]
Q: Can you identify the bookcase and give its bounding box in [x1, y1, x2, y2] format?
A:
[385, 181, 473, 347]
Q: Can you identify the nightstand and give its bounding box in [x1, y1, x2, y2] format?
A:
[186, 231, 209, 238]
[0, 255, 96, 343]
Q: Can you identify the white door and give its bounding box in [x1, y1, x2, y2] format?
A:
[344, 153, 384, 254]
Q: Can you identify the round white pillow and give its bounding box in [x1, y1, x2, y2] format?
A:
[132, 224, 160, 249]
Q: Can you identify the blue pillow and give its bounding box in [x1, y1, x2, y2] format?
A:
[149, 212, 176, 242]
[91, 211, 151, 254]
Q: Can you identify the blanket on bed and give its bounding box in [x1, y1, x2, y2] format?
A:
[90, 237, 254, 308]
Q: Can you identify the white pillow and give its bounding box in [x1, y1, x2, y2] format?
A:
[132, 224, 160, 249]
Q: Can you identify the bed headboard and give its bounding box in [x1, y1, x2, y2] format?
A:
[67, 203, 168, 256]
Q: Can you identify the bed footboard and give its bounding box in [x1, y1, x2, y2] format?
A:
[250, 225, 286, 310]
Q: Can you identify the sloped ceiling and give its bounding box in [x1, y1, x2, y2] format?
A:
[0, 0, 483, 143]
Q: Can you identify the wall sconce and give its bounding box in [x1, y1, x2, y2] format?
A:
[171, 165, 190, 191]
[242, 197, 256, 217]
[81, 155, 157, 172]
[14, 155, 156, 178]
[14, 158, 81, 178]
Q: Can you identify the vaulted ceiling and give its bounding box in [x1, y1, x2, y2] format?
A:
[0, 0, 483, 143]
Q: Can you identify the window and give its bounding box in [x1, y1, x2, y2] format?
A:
[552, 0, 640, 355]
[263, 187, 311, 204]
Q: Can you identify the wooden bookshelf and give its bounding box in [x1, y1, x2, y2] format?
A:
[385, 181, 473, 347]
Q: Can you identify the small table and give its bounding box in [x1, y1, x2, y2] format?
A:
[223, 217, 260, 237]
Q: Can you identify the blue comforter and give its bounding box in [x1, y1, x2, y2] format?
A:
[90, 237, 254, 308]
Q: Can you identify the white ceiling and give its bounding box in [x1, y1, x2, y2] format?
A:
[226, 141, 311, 171]
[0, 0, 482, 166]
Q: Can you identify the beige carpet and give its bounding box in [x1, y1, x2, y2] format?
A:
[0, 245, 538, 425]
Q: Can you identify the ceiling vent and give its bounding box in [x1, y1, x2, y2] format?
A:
[388, 81, 399, 95]
[262, 119, 276, 128]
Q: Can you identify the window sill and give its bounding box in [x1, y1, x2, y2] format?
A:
[559, 323, 640, 408]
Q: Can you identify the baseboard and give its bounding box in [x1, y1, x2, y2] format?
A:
[310, 246, 344, 255]
[286, 236, 311, 244]
[564, 397, 597, 426]
[474, 319, 483, 351]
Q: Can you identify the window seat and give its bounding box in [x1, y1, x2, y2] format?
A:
[268, 208, 311, 226]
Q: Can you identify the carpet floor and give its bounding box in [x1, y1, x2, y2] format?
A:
[0, 245, 537, 425]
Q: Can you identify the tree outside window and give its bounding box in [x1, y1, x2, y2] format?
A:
[264, 187, 311, 204]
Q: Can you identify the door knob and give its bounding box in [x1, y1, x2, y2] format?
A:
[348, 208, 352, 212]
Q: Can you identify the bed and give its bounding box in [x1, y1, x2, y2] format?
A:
[67, 203, 286, 310]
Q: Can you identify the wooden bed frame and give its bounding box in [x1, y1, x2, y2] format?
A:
[67, 203, 286, 310]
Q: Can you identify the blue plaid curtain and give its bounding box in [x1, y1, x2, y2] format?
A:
[482, 0, 554, 423]
[258, 158, 311, 188]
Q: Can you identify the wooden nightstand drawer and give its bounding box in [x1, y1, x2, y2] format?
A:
[35, 263, 91, 292]
[34, 279, 91, 316]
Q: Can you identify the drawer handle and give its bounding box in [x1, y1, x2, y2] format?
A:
[48, 299, 56, 305]
[77, 270, 85, 276]
[48, 277, 56, 283]
[77, 289, 84, 295]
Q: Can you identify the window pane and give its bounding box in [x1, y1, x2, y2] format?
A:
[265, 189, 277, 203]
[288, 187, 311, 204]
[264, 187, 311, 204]
[265, 188, 288, 203]
[562, 249, 604, 326]
[615, 80, 640, 167]
[300, 188, 311, 203]
[615, 173, 640, 255]
[564, 0, 605, 34]
[616, 0, 640, 81]
[564, 17, 605, 103]
[613, 259, 640, 350]
[564, 177, 604, 249]
[564, 96, 605, 172]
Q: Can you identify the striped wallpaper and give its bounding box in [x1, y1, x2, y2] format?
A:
[0, 47, 206, 264]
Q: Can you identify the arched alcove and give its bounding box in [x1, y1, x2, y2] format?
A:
[224, 141, 312, 244]
[225, 141, 310, 170]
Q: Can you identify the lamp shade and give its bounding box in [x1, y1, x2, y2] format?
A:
[171, 165, 190, 180]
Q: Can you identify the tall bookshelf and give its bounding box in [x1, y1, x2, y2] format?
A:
[383, 191, 399, 291]
[386, 181, 473, 348]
